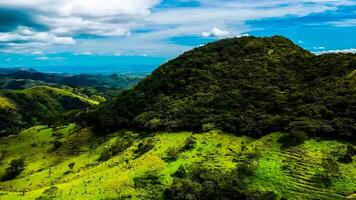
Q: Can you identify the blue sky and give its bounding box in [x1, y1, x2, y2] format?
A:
[0, 0, 355, 73]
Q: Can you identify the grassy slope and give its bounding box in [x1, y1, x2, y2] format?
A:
[0, 125, 355, 199]
[21, 86, 100, 105]
[1, 86, 100, 107]
[0, 97, 15, 110]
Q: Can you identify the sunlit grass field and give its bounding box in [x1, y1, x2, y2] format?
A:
[0, 125, 355, 199]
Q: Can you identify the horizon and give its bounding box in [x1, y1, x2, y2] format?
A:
[0, 0, 355, 73]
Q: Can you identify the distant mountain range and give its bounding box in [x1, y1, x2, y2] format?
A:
[0, 68, 144, 90]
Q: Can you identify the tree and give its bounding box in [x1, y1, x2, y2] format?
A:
[2, 158, 25, 181]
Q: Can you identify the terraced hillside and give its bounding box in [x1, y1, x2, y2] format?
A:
[0, 86, 101, 136]
[0, 125, 354, 199]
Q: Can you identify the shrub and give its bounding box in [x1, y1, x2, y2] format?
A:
[2, 158, 25, 181]
[98, 148, 112, 162]
[278, 131, 308, 148]
[202, 123, 215, 132]
[134, 138, 154, 157]
[98, 137, 133, 162]
[164, 147, 180, 162]
[133, 170, 163, 188]
[50, 140, 62, 151]
[68, 162, 75, 170]
[164, 164, 272, 200]
[338, 145, 355, 163]
[172, 165, 187, 178]
[313, 157, 339, 188]
[182, 136, 196, 151]
[36, 186, 59, 200]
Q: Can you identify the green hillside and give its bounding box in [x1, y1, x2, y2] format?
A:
[1, 36, 355, 200]
[80, 36, 356, 140]
[0, 86, 101, 136]
[0, 125, 354, 199]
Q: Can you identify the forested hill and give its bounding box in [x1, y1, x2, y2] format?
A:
[80, 36, 356, 140]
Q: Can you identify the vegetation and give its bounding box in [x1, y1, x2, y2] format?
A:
[0, 86, 100, 137]
[0, 36, 355, 199]
[0, 126, 354, 199]
[79, 36, 355, 141]
[0, 68, 143, 90]
[1, 158, 25, 181]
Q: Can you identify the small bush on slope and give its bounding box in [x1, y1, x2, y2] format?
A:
[98, 136, 134, 161]
[1, 158, 25, 181]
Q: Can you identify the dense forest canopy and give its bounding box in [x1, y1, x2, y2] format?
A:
[79, 36, 356, 140]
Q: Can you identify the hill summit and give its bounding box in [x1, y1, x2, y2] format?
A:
[80, 36, 355, 139]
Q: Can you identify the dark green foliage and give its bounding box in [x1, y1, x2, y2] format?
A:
[50, 140, 62, 151]
[337, 145, 355, 164]
[164, 147, 180, 162]
[68, 162, 75, 170]
[2, 158, 25, 181]
[80, 36, 355, 140]
[202, 123, 215, 132]
[134, 138, 155, 157]
[313, 158, 340, 188]
[98, 136, 134, 161]
[182, 136, 196, 151]
[133, 170, 164, 199]
[164, 164, 277, 200]
[278, 131, 308, 148]
[172, 165, 187, 178]
[133, 170, 163, 188]
[98, 149, 112, 162]
[35, 186, 59, 200]
[164, 137, 196, 162]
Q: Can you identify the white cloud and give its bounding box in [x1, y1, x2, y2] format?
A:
[34, 56, 65, 60]
[313, 46, 326, 50]
[202, 27, 230, 38]
[32, 50, 43, 55]
[328, 19, 356, 27]
[237, 33, 250, 38]
[314, 48, 356, 54]
[0, 27, 76, 45]
[34, 56, 48, 60]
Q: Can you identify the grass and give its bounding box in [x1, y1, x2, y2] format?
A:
[0, 96, 15, 109]
[0, 126, 355, 199]
[22, 86, 100, 105]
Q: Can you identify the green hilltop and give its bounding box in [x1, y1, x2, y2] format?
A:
[80, 36, 355, 140]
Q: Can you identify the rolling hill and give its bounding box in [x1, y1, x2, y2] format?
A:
[0, 86, 100, 136]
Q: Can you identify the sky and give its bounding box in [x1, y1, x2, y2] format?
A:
[0, 0, 355, 73]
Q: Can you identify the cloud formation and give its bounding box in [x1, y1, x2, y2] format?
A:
[0, 0, 354, 56]
[314, 48, 356, 54]
[202, 27, 230, 38]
